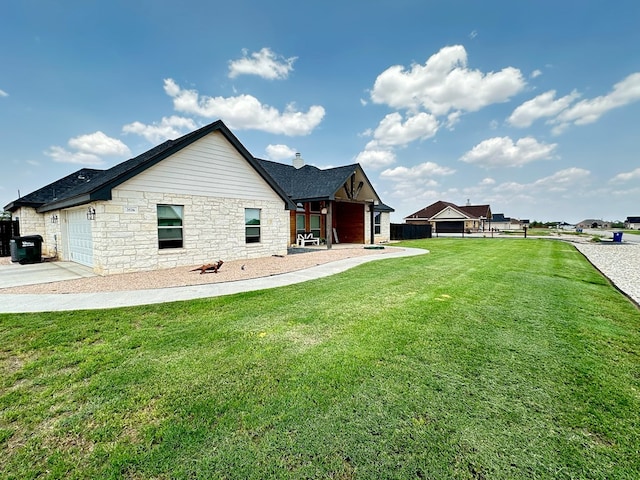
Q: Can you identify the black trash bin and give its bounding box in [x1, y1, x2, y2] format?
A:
[10, 235, 43, 264]
[613, 232, 623, 243]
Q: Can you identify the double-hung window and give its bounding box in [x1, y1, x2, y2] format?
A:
[374, 212, 381, 235]
[310, 214, 321, 239]
[245, 208, 261, 243]
[157, 205, 184, 249]
[296, 214, 306, 236]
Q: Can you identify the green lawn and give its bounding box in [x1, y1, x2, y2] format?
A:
[1, 239, 639, 479]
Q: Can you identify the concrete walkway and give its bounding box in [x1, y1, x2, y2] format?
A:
[0, 247, 428, 313]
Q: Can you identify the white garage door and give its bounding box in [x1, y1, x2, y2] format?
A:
[66, 208, 94, 267]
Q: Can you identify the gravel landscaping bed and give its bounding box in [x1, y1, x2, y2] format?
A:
[0, 246, 393, 294]
[572, 242, 640, 306]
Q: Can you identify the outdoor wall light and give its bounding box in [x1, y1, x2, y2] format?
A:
[87, 207, 96, 220]
[50, 214, 58, 224]
[321, 207, 328, 214]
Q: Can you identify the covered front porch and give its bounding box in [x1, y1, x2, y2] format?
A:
[290, 199, 380, 248]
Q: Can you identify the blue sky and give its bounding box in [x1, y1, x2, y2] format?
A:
[2, 0, 639, 223]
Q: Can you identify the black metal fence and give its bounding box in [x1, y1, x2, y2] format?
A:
[0, 220, 20, 256]
[390, 223, 432, 240]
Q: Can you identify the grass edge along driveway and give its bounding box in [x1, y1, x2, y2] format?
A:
[1, 238, 639, 479]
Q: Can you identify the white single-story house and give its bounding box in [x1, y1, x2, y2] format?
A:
[489, 213, 528, 231]
[625, 216, 640, 229]
[4, 120, 392, 275]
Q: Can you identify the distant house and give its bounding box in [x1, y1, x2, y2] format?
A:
[625, 216, 640, 229]
[486, 213, 530, 231]
[576, 219, 610, 229]
[4, 120, 393, 274]
[405, 200, 491, 233]
[257, 155, 393, 246]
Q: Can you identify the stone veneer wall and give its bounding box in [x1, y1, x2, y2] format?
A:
[41, 210, 63, 259]
[375, 211, 391, 243]
[91, 189, 290, 275]
[13, 207, 66, 259]
[363, 209, 391, 244]
[12, 207, 44, 238]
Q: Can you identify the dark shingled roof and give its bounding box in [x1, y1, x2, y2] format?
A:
[5, 120, 295, 212]
[4, 168, 105, 211]
[375, 202, 395, 213]
[491, 213, 509, 222]
[256, 159, 361, 202]
[406, 200, 490, 220]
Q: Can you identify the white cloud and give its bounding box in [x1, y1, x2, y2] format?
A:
[553, 72, 640, 132]
[446, 111, 462, 130]
[508, 90, 580, 128]
[460, 136, 557, 168]
[531, 167, 591, 191]
[381, 161, 456, 180]
[45, 146, 103, 165]
[379, 161, 456, 202]
[469, 30, 478, 39]
[265, 144, 297, 161]
[45, 131, 130, 165]
[491, 168, 590, 196]
[530, 69, 542, 79]
[368, 112, 439, 148]
[0, 89, 8, 97]
[354, 148, 396, 169]
[228, 47, 296, 80]
[68, 131, 131, 156]
[609, 167, 640, 183]
[163, 78, 325, 136]
[123, 116, 197, 143]
[370, 45, 526, 116]
[480, 177, 496, 185]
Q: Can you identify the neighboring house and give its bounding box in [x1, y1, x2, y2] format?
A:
[576, 219, 610, 229]
[625, 216, 640, 229]
[404, 200, 491, 233]
[257, 155, 393, 246]
[557, 221, 576, 231]
[4, 121, 296, 275]
[490, 213, 527, 231]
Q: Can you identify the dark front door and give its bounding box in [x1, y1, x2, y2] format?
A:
[334, 202, 364, 243]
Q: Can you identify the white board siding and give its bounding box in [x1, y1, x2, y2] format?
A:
[431, 207, 468, 220]
[66, 208, 94, 267]
[119, 131, 282, 202]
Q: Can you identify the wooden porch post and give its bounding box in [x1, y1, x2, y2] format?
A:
[325, 201, 333, 250]
[370, 202, 375, 245]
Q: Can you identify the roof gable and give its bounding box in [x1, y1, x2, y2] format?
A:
[6, 121, 295, 212]
[405, 200, 491, 220]
[256, 159, 383, 204]
[431, 205, 468, 220]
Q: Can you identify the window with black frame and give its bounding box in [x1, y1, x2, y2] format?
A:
[374, 211, 381, 235]
[245, 208, 261, 243]
[157, 205, 184, 249]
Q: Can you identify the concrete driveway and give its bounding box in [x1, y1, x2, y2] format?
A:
[0, 260, 96, 288]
